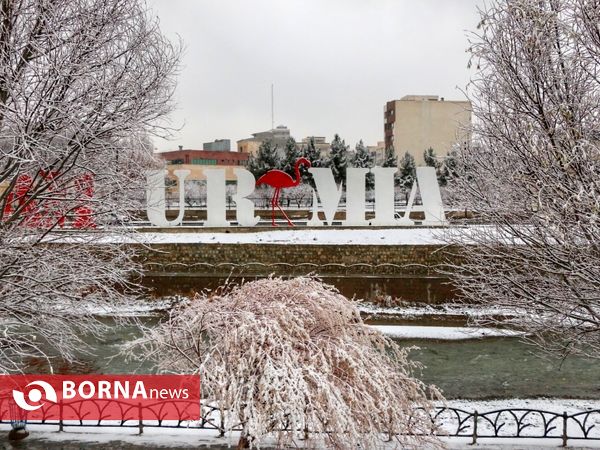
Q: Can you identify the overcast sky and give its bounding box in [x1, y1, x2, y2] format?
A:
[147, 0, 483, 152]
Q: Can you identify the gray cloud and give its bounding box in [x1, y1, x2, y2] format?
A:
[147, 0, 483, 151]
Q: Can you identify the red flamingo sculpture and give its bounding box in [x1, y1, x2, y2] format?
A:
[256, 157, 311, 226]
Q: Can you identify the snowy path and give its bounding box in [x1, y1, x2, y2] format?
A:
[5, 398, 600, 449]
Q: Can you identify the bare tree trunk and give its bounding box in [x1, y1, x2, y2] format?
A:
[237, 434, 250, 450]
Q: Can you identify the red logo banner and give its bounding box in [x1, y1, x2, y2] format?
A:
[0, 375, 200, 421]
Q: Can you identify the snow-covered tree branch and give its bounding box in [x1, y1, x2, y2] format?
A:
[0, 0, 180, 373]
[128, 277, 441, 449]
[445, 0, 600, 358]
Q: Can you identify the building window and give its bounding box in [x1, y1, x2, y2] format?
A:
[191, 158, 217, 165]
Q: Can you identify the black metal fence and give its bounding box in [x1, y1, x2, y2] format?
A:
[429, 406, 600, 445]
[2, 396, 600, 446]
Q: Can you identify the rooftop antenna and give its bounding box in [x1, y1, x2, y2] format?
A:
[271, 83, 274, 130]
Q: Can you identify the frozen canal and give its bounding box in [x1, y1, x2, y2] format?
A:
[18, 272, 599, 401]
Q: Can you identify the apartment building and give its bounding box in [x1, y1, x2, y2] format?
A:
[384, 95, 471, 164]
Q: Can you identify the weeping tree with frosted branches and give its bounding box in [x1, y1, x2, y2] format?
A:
[0, 0, 180, 373]
[129, 277, 441, 450]
[445, 0, 600, 358]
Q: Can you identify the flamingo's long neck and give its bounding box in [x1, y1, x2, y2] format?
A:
[293, 162, 302, 186]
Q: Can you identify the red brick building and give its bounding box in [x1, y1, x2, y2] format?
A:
[158, 149, 249, 166]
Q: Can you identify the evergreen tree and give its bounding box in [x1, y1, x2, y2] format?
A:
[326, 134, 348, 186]
[382, 146, 400, 186]
[281, 137, 300, 178]
[398, 152, 416, 191]
[247, 140, 280, 180]
[423, 147, 444, 185]
[423, 147, 440, 169]
[439, 148, 459, 187]
[382, 146, 398, 168]
[350, 140, 375, 190]
[302, 137, 322, 167]
[301, 137, 322, 187]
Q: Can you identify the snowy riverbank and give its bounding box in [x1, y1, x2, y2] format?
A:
[372, 325, 523, 340]
[80, 297, 518, 341]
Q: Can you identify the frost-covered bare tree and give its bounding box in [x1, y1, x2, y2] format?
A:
[253, 185, 274, 209]
[129, 277, 440, 450]
[446, 0, 600, 357]
[283, 183, 313, 209]
[0, 0, 180, 372]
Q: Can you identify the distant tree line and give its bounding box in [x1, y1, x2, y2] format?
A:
[248, 134, 460, 191]
[247, 136, 325, 188]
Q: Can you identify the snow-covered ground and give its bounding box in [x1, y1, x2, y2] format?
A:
[81, 297, 179, 316]
[371, 325, 523, 340]
[77, 297, 522, 340]
[448, 397, 600, 413]
[6, 426, 599, 449]
[4, 399, 600, 449]
[92, 298, 518, 322]
[440, 437, 600, 448]
[76, 297, 521, 341]
[64, 227, 449, 246]
[358, 302, 518, 318]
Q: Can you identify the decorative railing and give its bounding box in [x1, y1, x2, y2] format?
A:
[430, 407, 600, 445]
[1, 396, 600, 446]
[144, 261, 435, 277]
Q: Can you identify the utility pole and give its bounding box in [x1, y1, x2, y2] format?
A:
[271, 83, 274, 130]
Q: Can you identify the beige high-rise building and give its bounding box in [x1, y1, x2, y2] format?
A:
[384, 95, 471, 165]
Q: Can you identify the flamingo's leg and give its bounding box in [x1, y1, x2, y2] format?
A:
[270, 189, 279, 227]
[279, 206, 294, 226]
[274, 188, 283, 226]
[275, 189, 294, 227]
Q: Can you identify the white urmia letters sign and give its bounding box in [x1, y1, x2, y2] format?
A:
[145, 166, 446, 227]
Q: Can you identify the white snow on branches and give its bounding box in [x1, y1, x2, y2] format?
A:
[444, 0, 600, 358]
[0, 0, 180, 373]
[126, 277, 443, 449]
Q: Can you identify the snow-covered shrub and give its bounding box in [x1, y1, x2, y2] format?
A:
[131, 277, 441, 449]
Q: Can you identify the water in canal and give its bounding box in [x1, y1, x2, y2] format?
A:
[29, 273, 599, 401]
[43, 317, 597, 400]
[19, 278, 600, 399]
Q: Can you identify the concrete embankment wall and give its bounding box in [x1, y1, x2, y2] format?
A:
[133, 227, 461, 303]
[135, 242, 452, 277]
